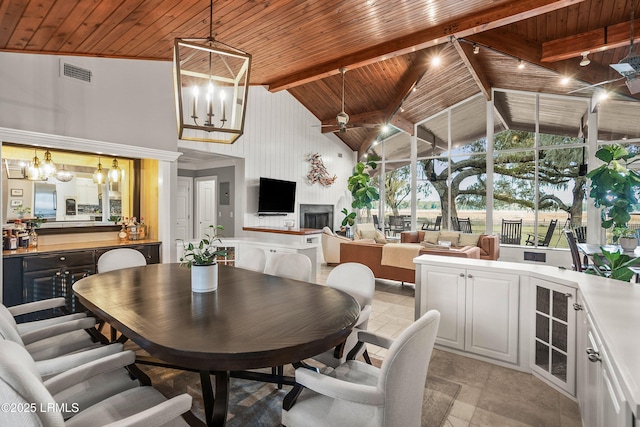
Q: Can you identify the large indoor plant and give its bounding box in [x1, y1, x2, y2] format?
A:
[587, 144, 640, 242]
[345, 157, 380, 224]
[179, 225, 226, 292]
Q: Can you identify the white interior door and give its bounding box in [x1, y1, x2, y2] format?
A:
[196, 177, 217, 239]
[176, 177, 192, 241]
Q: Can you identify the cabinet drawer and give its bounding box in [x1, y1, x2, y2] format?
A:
[23, 251, 95, 272]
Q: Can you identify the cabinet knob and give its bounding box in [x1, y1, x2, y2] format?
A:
[564, 293, 573, 298]
[59, 256, 66, 261]
[467, 274, 473, 279]
[573, 303, 583, 311]
[459, 273, 465, 277]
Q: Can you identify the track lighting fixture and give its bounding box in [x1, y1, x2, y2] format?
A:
[579, 51, 591, 67]
[518, 60, 525, 69]
[473, 44, 480, 54]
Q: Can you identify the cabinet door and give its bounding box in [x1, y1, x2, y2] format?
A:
[530, 278, 576, 395]
[23, 264, 94, 316]
[424, 265, 466, 350]
[465, 270, 519, 363]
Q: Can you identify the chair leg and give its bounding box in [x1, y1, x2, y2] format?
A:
[363, 349, 372, 365]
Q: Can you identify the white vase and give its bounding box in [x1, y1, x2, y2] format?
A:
[619, 237, 638, 252]
[191, 263, 218, 293]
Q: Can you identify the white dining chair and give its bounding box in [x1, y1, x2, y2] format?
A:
[235, 247, 267, 272]
[0, 340, 192, 426]
[97, 248, 147, 273]
[282, 310, 441, 427]
[97, 248, 148, 341]
[312, 263, 375, 368]
[5, 297, 87, 335]
[273, 253, 313, 282]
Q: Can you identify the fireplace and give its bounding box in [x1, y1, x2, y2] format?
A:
[300, 204, 334, 230]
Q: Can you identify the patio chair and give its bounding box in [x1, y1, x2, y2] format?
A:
[564, 230, 596, 273]
[575, 226, 587, 243]
[525, 219, 557, 247]
[451, 216, 460, 231]
[500, 219, 522, 245]
[422, 215, 442, 231]
[457, 217, 472, 234]
[388, 216, 406, 236]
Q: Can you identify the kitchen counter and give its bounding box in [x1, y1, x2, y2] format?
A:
[2, 239, 161, 258]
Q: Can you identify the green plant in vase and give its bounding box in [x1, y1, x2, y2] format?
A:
[179, 225, 226, 268]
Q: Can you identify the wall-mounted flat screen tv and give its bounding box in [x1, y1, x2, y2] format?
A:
[258, 177, 296, 214]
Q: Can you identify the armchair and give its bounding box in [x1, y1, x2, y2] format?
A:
[0, 340, 192, 427]
[321, 227, 352, 265]
[282, 310, 440, 427]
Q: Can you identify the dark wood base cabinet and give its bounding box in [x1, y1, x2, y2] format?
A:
[3, 242, 160, 322]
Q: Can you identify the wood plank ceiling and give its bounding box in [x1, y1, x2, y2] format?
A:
[2, 0, 640, 156]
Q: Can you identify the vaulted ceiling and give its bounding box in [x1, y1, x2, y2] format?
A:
[2, 0, 640, 156]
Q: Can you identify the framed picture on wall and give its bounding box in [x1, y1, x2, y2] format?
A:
[10, 199, 23, 207]
[10, 189, 23, 197]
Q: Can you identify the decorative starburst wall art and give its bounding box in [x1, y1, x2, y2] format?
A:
[306, 153, 337, 186]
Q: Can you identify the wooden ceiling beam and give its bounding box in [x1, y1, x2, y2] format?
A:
[452, 38, 492, 101]
[541, 19, 640, 62]
[267, 0, 587, 92]
[467, 29, 614, 87]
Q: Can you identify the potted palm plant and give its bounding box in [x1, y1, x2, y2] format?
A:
[179, 225, 226, 292]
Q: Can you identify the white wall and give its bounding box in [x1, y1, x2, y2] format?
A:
[0, 52, 176, 152]
[178, 86, 356, 233]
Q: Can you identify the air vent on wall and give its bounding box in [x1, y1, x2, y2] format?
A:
[60, 61, 92, 83]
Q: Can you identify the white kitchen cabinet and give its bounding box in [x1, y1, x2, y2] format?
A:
[576, 294, 632, 427]
[420, 265, 519, 364]
[529, 277, 577, 395]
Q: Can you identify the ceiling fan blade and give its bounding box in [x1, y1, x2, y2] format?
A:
[566, 76, 626, 94]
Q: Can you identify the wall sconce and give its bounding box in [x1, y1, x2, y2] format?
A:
[173, 1, 251, 144]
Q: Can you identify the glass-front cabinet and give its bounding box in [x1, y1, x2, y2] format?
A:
[530, 277, 577, 395]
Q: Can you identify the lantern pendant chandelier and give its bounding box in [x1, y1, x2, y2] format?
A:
[173, 0, 252, 144]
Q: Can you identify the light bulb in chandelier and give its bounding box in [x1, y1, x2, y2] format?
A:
[41, 150, 57, 179]
[27, 151, 43, 181]
[108, 158, 122, 183]
[93, 158, 105, 184]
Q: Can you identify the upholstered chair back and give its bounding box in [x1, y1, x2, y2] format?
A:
[97, 248, 147, 273]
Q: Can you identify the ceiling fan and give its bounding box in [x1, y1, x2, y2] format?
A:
[316, 68, 379, 133]
[570, 0, 640, 94]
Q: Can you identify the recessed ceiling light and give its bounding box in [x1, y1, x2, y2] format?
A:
[561, 76, 570, 85]
[431, 56, 441, 66]
[518, 60, 525, 69]
[473, 44, 480, 54]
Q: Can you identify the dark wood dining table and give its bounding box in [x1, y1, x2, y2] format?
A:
[73, 263, 360, 427]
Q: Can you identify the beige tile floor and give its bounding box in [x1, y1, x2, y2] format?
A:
[318, 265, 583, 427]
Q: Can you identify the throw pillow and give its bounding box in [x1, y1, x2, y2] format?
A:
[422, 230, 440, 244]
[459, 233, 481, 247]
[421, 241, 449, 250]
[355, 223, 376, 239]
[375, 237, 388, 244]
[322, 226, 334, 236]
[360, 228, 379, 240]
[438, 231, 460, 246]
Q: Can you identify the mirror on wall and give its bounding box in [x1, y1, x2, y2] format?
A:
[2, 144, 133, 226]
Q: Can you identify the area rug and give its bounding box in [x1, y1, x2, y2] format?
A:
[137, 357, 460, 427]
